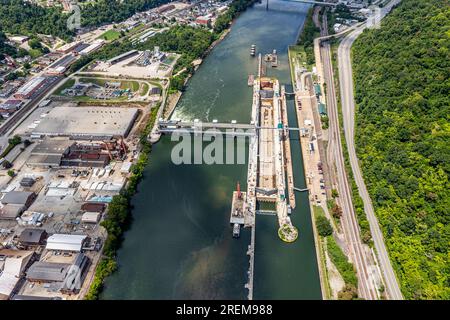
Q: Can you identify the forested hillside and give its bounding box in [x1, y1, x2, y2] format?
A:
[0, 0, 73, 40]
[0, 30, 17, 59]
[0, 0, 169, 41]
[352, 0, 449, 299]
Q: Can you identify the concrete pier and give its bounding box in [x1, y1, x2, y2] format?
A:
[281, 85, 296, 209]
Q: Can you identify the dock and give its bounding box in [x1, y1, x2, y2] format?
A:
[281, 85, 296, 209]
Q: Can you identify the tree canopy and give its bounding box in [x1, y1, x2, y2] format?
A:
[352, 0, 450, 299]
[0, 0, 171, 41]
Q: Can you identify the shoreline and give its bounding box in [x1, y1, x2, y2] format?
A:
[84, 3, 254, 300]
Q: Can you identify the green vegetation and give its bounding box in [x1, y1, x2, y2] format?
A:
[140, 83, 149, 96]
[331, 189, 339, 198]
[70, 0, 257, 89]
[312, 206, 332, 299]
[136, 26, 216, 92]
[85, 106, 158, 300]
[326, 236, 358, 297]
[2, 160, 12, 169]
[352, 0, 450, 299]
[316, 214, 333, 237]
[213, 0, 258, 34]
[0, 30, 17, 59]
[79, 77, 140, 92]
[54, 79, 75, 95]
[0, 0, 170, 41]
[278, 224, 299, 243]
[0, 135, 21, 158]
[0, 0, 73, 41]
[297, 7, 320, 65]
[79, 0, 170, 29]
[99, 30, 122, 41]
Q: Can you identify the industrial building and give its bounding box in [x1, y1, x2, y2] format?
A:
[0, 99, 23, 111]
[79, 39, 105, 56]
[27, 137, 74, 168]
[45, 234, 87, 252]
[60, 253, 90, 294]
[81, 202, 106, 213]
[26, 262, 71, 282]
[13, 76, 59, 100]
[20, 177, 36, 187]
[0, 191, 36, 220]
[81, 211, 101, 224]
[27, 137, 127, 168]
[107, 50, 139, 65]
[46, 55, 76, 75]
[19, 229, 48, 247]
[57, 42, 81, 54]
[0, 249, 34, 300]
[13, 77, 47, 99]
[157, 4, 175, 13]
[25, 252, 90, 294]
[31, 107, 139, 139]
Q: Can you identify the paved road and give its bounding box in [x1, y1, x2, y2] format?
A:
[337, 0, 403, 300]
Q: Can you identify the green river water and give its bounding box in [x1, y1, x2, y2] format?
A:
[102, 1, 322, 300]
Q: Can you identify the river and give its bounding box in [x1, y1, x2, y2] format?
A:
[101, 1, 322, 300]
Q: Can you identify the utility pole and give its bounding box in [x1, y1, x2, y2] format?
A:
[266, 0, 269, 11]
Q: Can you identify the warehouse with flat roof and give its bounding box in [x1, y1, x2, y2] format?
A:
[32, 107, 139, 139]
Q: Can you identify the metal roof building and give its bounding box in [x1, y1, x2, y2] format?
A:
[81, 212, 101, 224]
[46, 234, 87, 252]
[32, 107, 139, 139]
[26, 262, 70, 282]
[0, 249, 34, 299]
[19, 228, 48, 246]
[1, 191, 35, 206]
[61, 253, 90, 294]
[27, 137, 74, 168]
[318, 103, 327, 116]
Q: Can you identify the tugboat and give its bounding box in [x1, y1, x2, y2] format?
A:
[233, 223, 241, 238]
[250, 44, 256, 57]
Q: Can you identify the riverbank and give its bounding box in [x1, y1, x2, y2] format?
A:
[85, 106, 158, 300]
[84, 0, 259, 300]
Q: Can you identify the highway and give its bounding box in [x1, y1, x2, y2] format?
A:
[337, 0, 403, 300]
[315, 9, 378, 300]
